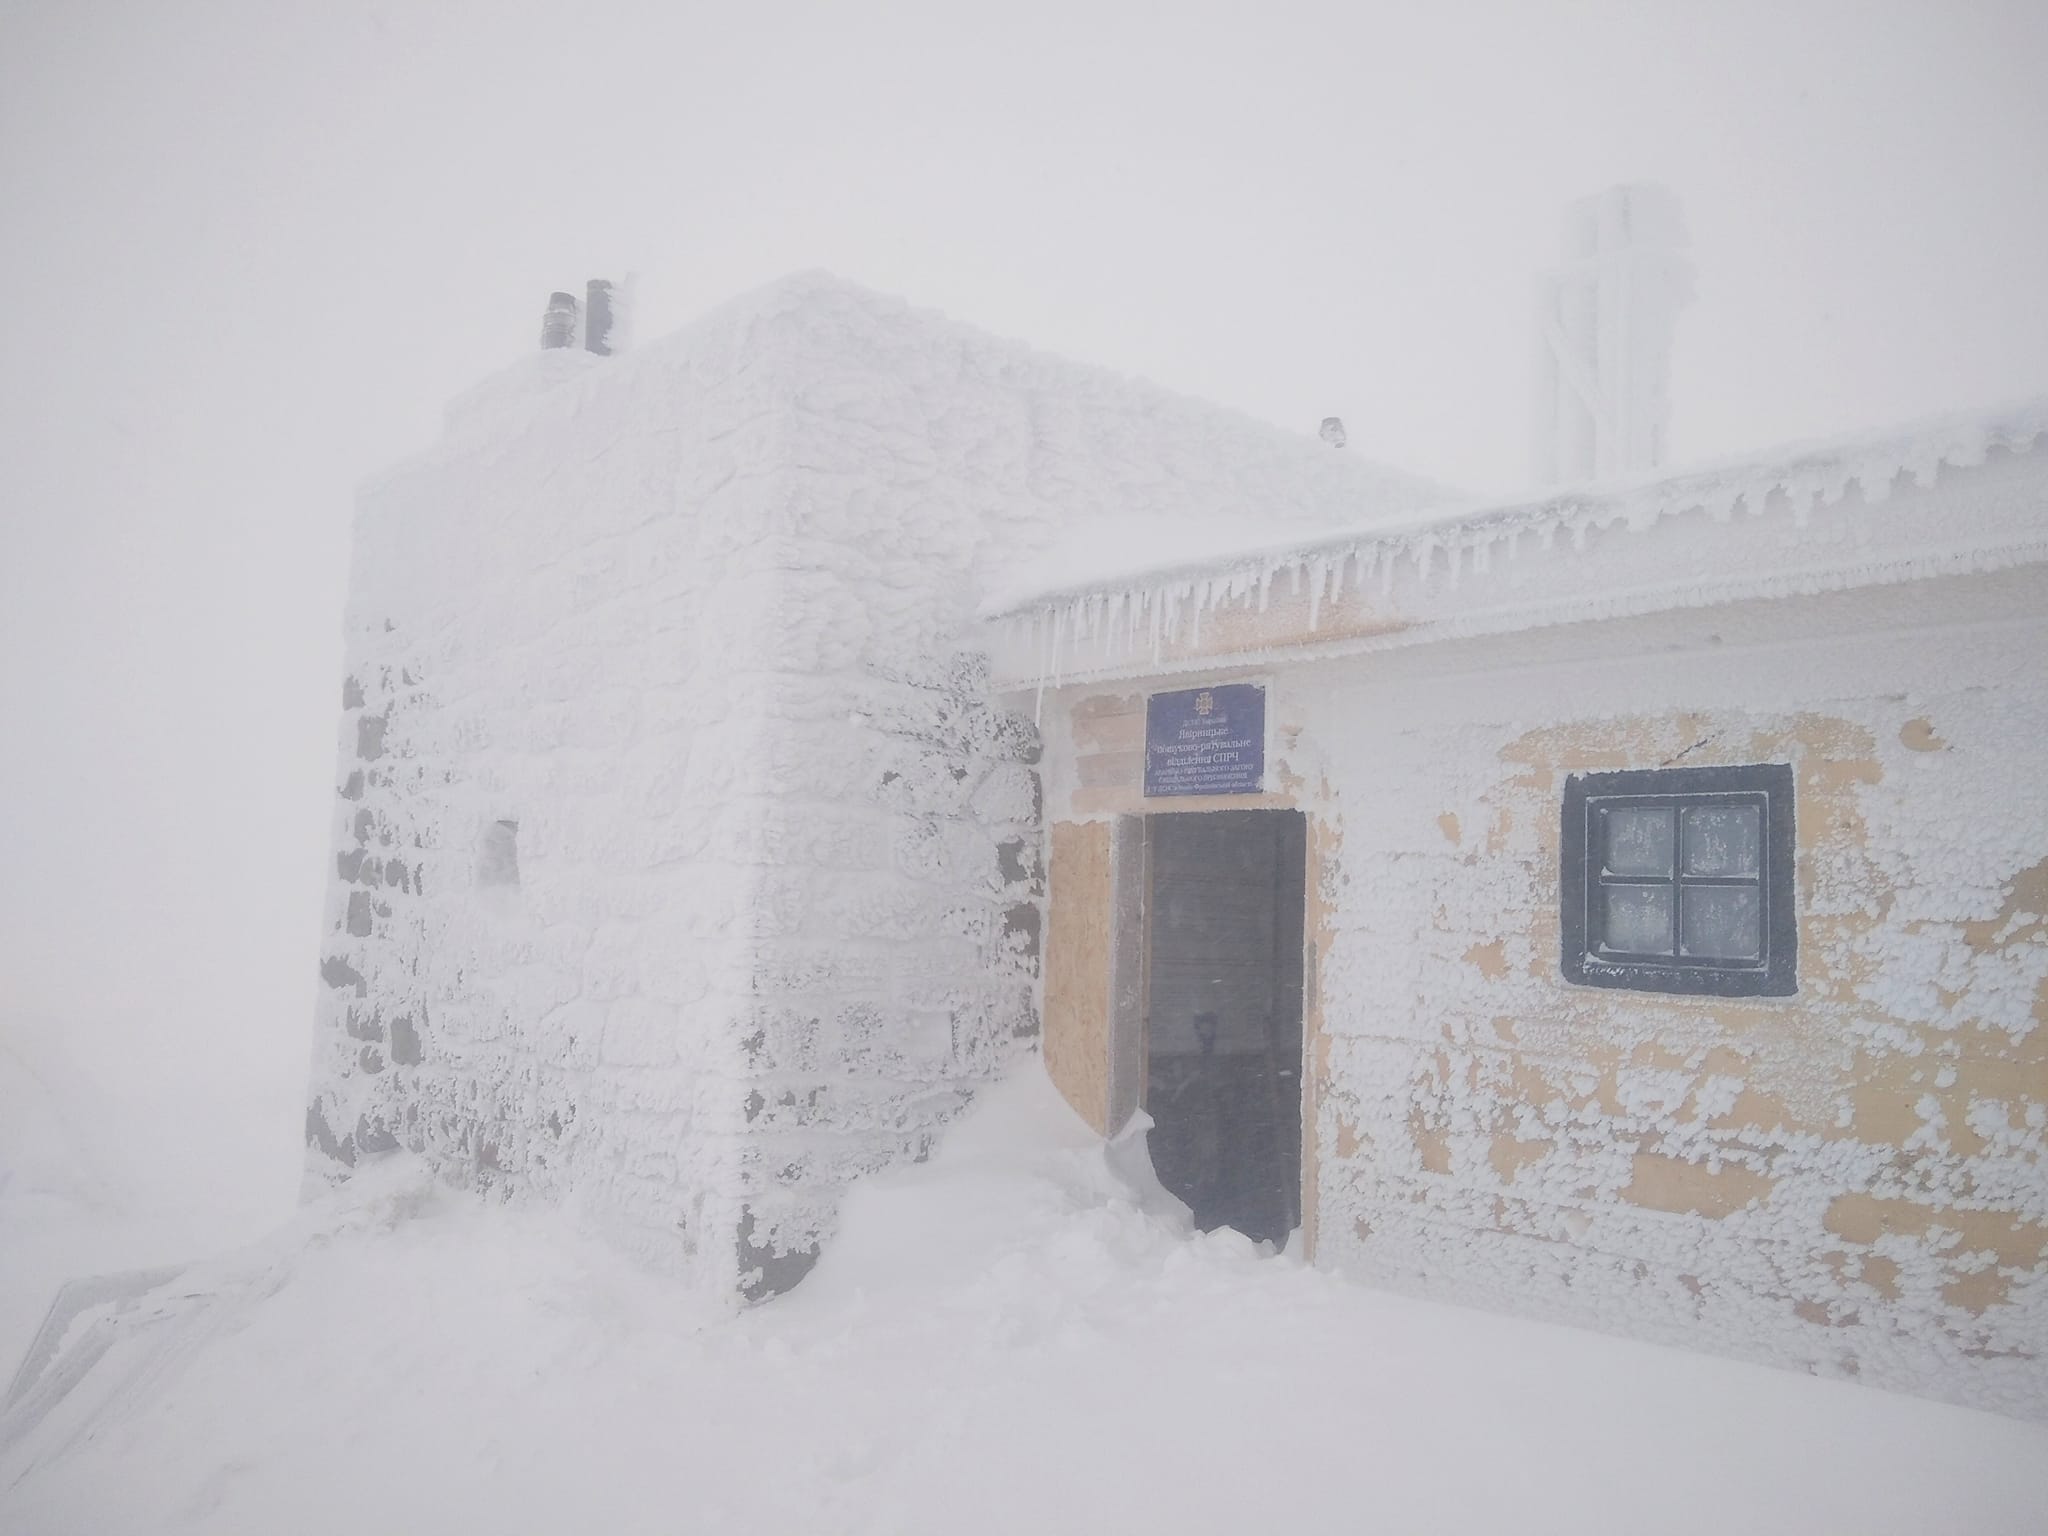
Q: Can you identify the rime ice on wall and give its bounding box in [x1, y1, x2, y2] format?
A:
[1031, 594, 2048, 1419]
[1016, 417, 2048, 1417]
[308, 274, 1435, 1298]
[1301, 623, 2048, 1420]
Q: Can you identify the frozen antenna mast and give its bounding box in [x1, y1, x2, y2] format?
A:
[1531, 183, 1694, 485]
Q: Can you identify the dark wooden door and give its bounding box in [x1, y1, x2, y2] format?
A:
[1143, 809, 1307, 1245]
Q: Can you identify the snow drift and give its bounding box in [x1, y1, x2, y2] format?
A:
[4, 1068, 2044, 1535]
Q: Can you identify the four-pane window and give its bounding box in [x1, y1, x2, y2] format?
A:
[1561, 764, 1796, 996]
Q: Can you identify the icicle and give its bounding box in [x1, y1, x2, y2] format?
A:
[1413, 537, 1435, 583]
[1379, 546, 1395, 595]
[1945, 427, 1989, 472]
[1446, 541, 1463, 590]
[1032, 608, 1053, 724]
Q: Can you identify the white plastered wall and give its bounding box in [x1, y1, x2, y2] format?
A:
[1031, 565, 2048, 1419]
[1317, 584, 2047, 1417]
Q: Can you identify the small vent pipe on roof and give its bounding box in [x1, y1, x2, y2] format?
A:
[585, 279, 617, 356]
[540, 291, 580, 350]
[538, 279, 628, 355]
[1320, 417, 1347, 448]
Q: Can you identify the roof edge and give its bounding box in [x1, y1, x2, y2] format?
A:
[981, 394, 2048, 620]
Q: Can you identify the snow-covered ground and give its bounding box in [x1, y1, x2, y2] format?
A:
[4, 1065, 2045, 1536]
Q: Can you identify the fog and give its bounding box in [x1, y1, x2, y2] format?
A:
[3, 0, 2045, 1234]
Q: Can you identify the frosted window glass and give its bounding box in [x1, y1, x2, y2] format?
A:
[1604, 807, 1674, 877]
[1602, 885, 1673, 954]
[1681, 886, 1761, 960]
[1681, 805, 1761, 878]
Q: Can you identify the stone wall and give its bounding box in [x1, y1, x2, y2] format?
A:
[308, 285, 1047, 1299]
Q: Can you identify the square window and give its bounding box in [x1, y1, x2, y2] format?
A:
[1602, 885, 1673, 954]
[1605, 807, 1674, 877]
[1560, 763, 1795, 997]
[1680, 885, 1760, 961]
[1681, 805, 1760, 878]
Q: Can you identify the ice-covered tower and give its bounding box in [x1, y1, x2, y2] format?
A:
[1531, 183, 1694, 486]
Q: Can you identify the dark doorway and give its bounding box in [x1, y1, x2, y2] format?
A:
[1143, 809, 1307, 1246]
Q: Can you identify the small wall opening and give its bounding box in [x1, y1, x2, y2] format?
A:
[477, 819, 521, 888]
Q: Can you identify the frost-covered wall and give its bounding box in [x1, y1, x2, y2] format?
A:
[1306, 610, 2048, 1420]
[1031, 564, 2048, 1418]
[309, 274, 1434, 1298]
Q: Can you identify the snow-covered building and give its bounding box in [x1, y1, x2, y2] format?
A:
[305, 274, 1440, 1300]
[995, 399, 2048, 1421]
[309, 273, 2048, 1419]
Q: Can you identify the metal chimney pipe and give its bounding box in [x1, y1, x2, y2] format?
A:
[585, 279, 617, 356]
[540, 291, 580, 350]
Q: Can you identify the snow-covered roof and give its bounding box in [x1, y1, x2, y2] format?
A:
[367, 264, 1488, 709]
[418, 271, 1454, 555]
[390, 275, 2044, 696]
[985, 395, 2048, 688]
[987, 396, 2048, 618]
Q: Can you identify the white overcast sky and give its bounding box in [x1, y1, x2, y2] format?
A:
[2, 0, 2045, 1219]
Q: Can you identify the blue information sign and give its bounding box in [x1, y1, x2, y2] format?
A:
[1144, 684, 1266, 797]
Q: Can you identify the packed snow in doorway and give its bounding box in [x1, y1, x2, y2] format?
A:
[4, 1070, 2044, 1535]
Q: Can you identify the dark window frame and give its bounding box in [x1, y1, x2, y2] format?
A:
[1561, 763, 1796, 997]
